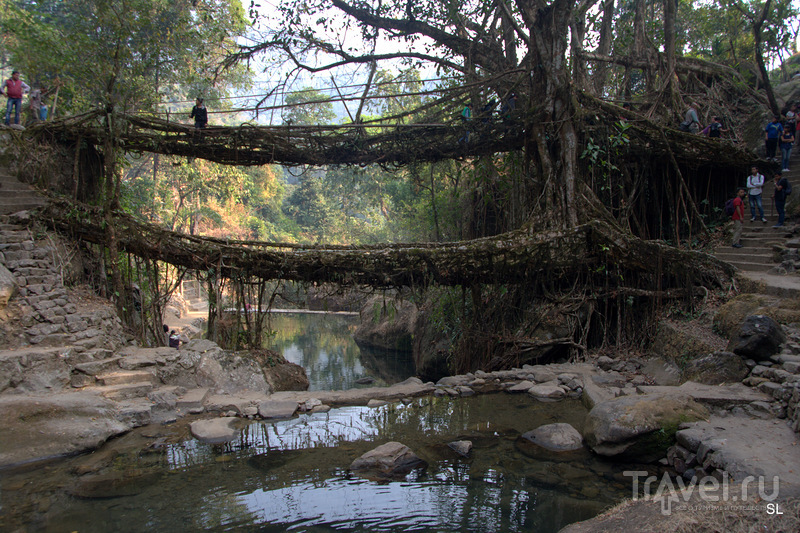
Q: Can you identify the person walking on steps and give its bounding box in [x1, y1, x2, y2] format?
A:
[3, 70, 29, 126]
[773, 172, 791, 228]
[765, 116, 783, 160]
[732, 187, 746, 248]
[780, 126, 795, 172]
[747, 166, 767, 223]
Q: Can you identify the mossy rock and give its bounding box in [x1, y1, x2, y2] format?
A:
[584, 393, 709, 463]
[713, 294, 800, 339]
[649, 320, 726, 367]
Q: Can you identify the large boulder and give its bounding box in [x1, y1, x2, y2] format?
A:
[0, 264, 18, 309]
[584, 393, 709, 463]
[350, 441, 426, 479]
[252, 349, 309, 392]
[0, 392, 132, 468]
[729, 315, 786, 362]
[521, 423, 584, 452]
[154, 341, 308, 394]
[681, 351, 749, 385]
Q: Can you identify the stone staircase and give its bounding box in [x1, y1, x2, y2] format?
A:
[714, 220, 788, 272]
[0, 169, 45, 215]
[712, 144, 800, 298]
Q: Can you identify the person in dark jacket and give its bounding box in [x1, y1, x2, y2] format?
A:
[773, 172, 791, 227]
[190, 98, 208, 129]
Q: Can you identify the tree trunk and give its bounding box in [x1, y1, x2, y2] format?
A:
[753, 0, 780, 117]
[664, 0, 679, 105]
[593, 0, 615, 96]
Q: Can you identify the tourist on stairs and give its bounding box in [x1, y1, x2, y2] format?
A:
[746, 166, 767, 223]
[731, 187, 746, 248]
[773, 172, 791, 228]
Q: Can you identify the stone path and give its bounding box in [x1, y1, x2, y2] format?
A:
[0, 169, 45, 215]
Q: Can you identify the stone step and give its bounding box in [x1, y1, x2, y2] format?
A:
[0, 201, 46, 215]
[176, 388, 210, 410]
[97, 382, 154, 401]
[96, 370, 154, 386]
[0, 179, 35, 191]
[737, 271, 800, 298]
[27, 332, 74, 346]
[722, 260, 777, 272]
[0, 190, 44, 199]
[73, 356, 123, 376]
[714, 254, 775, 265]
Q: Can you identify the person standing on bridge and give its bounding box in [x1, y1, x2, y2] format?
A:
[190, 97, 208, 129]
[458, 102, 472, 144]
[3, 71, 30, 126]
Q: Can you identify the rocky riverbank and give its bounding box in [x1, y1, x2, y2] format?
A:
[3, 213, 800, 531]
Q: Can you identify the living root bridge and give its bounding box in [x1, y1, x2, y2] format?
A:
[35, 110, 526, 167]
[39, 199, 734, 290]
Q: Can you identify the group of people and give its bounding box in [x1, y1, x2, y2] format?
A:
[681, 103, 725, 138]
[2, 70, 48, 126]
[764, 106, 796, 172]
[458, 92, 518, 144]
[684, 101, 798, 173]
[163, 324, 188, 349]
[730, 166, 791, 248]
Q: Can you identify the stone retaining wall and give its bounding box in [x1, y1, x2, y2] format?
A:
[0, 216, 127, 353]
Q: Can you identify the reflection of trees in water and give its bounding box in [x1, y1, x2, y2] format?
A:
[265, 314, 412, 389]
[356, 344, 415, 385]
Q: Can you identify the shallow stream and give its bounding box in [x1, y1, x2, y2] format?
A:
[0, 395, 639, 532]
[0, 314, 640, 532]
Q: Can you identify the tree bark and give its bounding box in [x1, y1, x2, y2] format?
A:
[593, 0, 615, 96]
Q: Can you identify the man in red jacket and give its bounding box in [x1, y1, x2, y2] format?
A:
[731, 187, 746, 248]
[3, 71, 30, 126]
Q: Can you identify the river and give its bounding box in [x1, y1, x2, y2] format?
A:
[0, 314, 637, 532]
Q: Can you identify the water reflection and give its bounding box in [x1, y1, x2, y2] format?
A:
[266, 313, 415, 390]
[0, 395, 640, 532]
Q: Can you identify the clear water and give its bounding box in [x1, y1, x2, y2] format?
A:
[0, 395, 641, 532]
[266, 313, 415, 391]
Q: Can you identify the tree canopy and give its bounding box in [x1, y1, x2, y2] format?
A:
[1, 0, 250, 115]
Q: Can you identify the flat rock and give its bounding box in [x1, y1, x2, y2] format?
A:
[204, 391, 268, 414]
[189, 417, 240, 444]
[258, 400, 298, 419]
[176, 388, 210, 410]
[675, 415, 800, 497]
[268, 377, 434, 407]
[637, 381, 770, 407]
[527, 383, 566, 401]
[507, 380, 535, 393]
[0, 392, 131, 468]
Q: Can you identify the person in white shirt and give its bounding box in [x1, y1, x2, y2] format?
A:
[746, 166, 767, 223]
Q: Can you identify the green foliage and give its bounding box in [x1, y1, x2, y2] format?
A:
[282, 87, 335, 125]
[1, 0, 249, 115]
